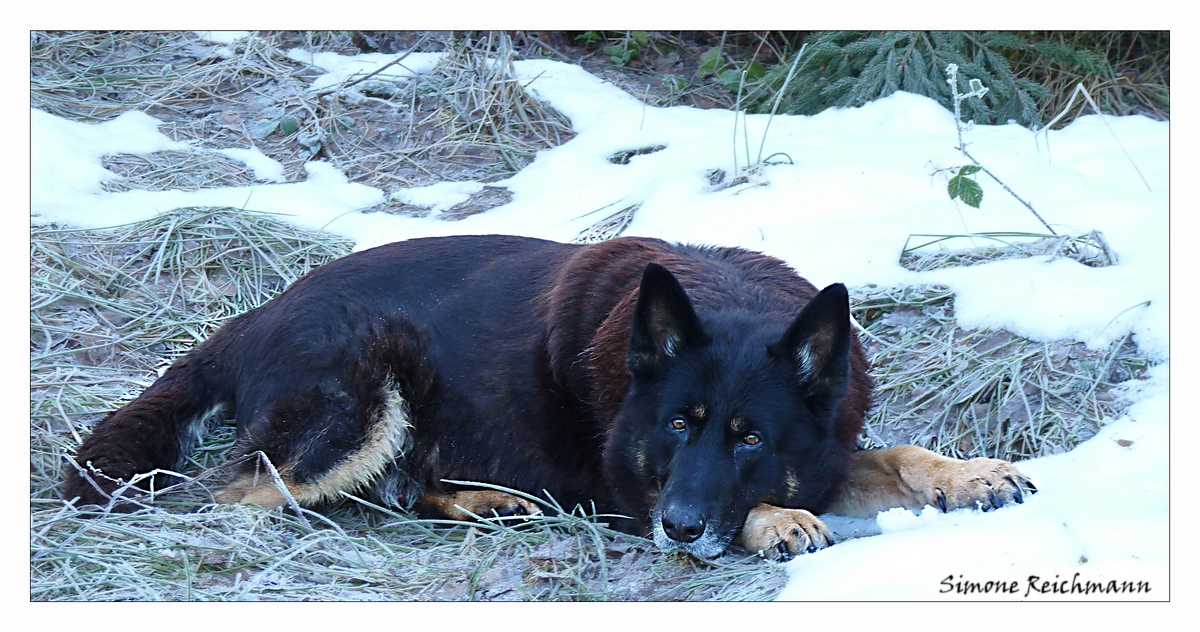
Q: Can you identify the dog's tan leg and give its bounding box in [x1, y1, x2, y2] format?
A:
[738, 503, 835, 561]
[420, 490, 542, 521]
[827, 444, 1038, 518]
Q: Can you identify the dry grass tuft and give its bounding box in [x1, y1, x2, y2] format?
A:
[288, 31, 575, 196]
[900, 231, 1117, 272]
[101, 152, 261, 192]
[573, 203, 642, 244]
[852, 285, 1152, 460]
[30, 30, 574, 201]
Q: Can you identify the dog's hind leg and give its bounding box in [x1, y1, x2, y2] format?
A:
[417, 490, 543, 521]
[217, 315, 435, 511]
[216, 384, 416, 510]
[827, 445, 1039, 518]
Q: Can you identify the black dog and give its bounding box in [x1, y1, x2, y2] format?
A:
[64, 235, 1035, 559]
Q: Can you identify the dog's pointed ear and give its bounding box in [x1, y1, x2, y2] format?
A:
[627, 263, 708, 375]
[768, 283, 852, 401]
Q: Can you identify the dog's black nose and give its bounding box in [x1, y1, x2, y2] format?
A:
[661, 509, 706, 543]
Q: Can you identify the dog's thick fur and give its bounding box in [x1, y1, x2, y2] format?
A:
[64, 235, 1035, 559]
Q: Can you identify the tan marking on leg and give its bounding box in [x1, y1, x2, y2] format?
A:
[216, 387, 413, 508]
[827, 444, 1038, 518]
[421, 490, 542, 521]
[213, 470, 289, 509]
[738, 503, 833, 560]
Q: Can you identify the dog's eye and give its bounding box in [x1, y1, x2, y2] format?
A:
[742, 433, 762, 447]
[669, 416, 687, 431]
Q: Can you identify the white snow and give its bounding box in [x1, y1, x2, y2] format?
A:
[193, 31, 252, 45]
[284, 48, 442, 93]
[390, 181, 485, 215]
[29, 45, 1171, 601]
[781, 364, 1169, 600]
[217, 146, 288, 183]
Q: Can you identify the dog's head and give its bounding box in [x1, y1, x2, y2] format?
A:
[608, 262, 853, 558]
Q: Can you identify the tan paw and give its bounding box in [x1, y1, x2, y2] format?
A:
[215, 473, 290, 509]
[931, 457, 1038, 513]
[738, 503, 834, 561]
[423, 490, 543, 522]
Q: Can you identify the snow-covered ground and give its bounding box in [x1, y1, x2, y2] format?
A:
[30, 44, 1171, 601]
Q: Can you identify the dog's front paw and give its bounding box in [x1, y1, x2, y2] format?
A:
[930, 457, 1038, 513]
[738, 504, 834, 561]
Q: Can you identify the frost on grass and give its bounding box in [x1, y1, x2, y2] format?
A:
[900, 231, 1117, 272]
[852, 285, 1152, 461]
[31, 30, 574, 198]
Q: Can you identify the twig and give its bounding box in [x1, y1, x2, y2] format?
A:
[960, 148, 1057, 235]
[1035, 82, 1152, 192]
[946, 63, 1057, 236]
[756, 42, 807, 166]
[251, 450, 312, 530]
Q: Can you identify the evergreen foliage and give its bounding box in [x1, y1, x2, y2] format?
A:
[706, 31, 1167, 130]
[750, 31, 1057, 127]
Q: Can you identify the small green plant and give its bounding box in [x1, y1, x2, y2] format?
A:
[946, 165, 983, 208]
[574, 31, 603, 46]
[696, 46, 765, 93]
[606, 31, 648, 65]
[249, 109, 301, 138]
[942, 63, 1055, 234]
[576, 31, 654, 66]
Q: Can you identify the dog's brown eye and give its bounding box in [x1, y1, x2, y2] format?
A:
[669, 417, 687, 431]
[742, 433, 762, 446]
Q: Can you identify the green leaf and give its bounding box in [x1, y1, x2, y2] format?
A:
[716, 68, 744, 91]
[603, 44, 623, 57]
[297, 131, 323, 156]
[947, 175, 984, 208]
[249, 118, 278, 139]
[631, 31, 649, 46]
[575, 31, 602, 45]
[696, 47, 723, 77]
[336, 116, 355, 130]
[957, 164, 981, 176]
[277, 115, 300, 137]
[744, 60, 766, 82]
[664, 76, 687, 91]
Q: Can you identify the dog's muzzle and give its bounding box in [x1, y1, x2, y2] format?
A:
[650, 506, 731, 559]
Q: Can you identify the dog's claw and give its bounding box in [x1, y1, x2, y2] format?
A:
[1005, 476, 1024, 503]
[936, 488, 948, 513]
[775, 541, 791, 562]
[986, 488, 1002, 511]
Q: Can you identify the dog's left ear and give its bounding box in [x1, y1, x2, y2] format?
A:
[627, 263, 708, 375]
[768, 283, 852, 401]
